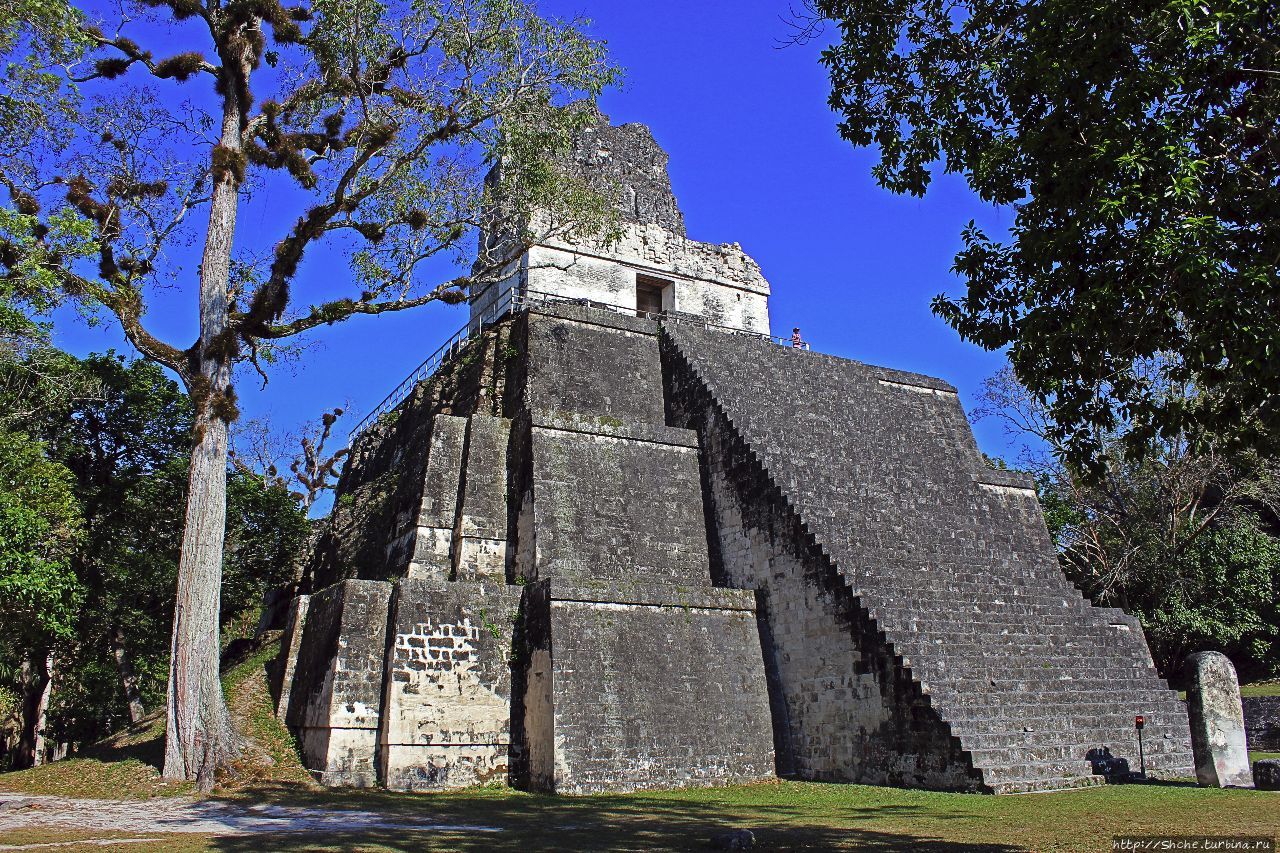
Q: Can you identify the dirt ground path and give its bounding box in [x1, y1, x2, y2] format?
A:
[0, 792, 501, 840]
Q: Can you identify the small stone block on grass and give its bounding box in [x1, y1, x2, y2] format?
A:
[1253, 759, 1280, 791]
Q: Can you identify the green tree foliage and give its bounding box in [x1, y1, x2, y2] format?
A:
[1140, 515, 1279, 678]
[32, 354, 310, 747]
[0, 428, 83, 767]
[811, 0, 1279, 472]
[977, 366, 1279, 678]
[0, 430, 83, 650]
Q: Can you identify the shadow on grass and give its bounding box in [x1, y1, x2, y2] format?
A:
[211, 827, 1019, 852]
[79, 716, 166, 771]
[1122, 777, 1200, 788]
[207, 783, 1020, 852]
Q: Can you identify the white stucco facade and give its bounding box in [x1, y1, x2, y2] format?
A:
[469, 220, 772, 334]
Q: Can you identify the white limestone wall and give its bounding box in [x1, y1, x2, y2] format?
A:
[379, 606, 514, 790]
[469, 220, 771, 334]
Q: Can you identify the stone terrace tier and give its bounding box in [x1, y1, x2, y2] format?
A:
[661, 322, 1195, 793]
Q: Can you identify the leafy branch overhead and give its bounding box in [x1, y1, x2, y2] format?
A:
[0, 0, 619, 386]
[813, 0, 1279, 473]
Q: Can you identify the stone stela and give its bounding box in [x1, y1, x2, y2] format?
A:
[1185, 651, 1254, 788]
[274, 109, 1195, 795]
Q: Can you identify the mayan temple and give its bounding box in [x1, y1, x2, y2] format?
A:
[272, 109, 1195, 795]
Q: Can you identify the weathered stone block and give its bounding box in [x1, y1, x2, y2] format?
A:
[524, 311, 667, 426]
[529, 426, 710, 586]
[1243, 696, 1280, 752]
[401, 414, 469, 579]
[379, 578, 521, 791]
[273, 593, 310, 721]
[457, 416, 510, 537]
[522, 580, 775, 794]
[286, 579, 393, 787]
[1253, 759, 1280, 791]
[454, 536, 507, 581]
[420, 415, 468, 528]
[1185, 651, 1254, 788]
[405, 526, 454, 578]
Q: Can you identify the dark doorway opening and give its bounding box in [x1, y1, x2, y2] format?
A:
[636, 274, 669, 317]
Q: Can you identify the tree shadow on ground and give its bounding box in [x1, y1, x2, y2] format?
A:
[206, 783, 1020, 852]
[212, 826, 1019, 852]
[1114, 777, 1200, 788]
[78, 714, 166, 771]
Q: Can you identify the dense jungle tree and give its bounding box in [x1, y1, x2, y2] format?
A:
[39, 354, 308, 749]
[0, 0, 616, 785]
[0, 259, 89, 767]
[0, 429, 83, 767]
[0, 344, 309, 763]
[804, 0, 1279, 474]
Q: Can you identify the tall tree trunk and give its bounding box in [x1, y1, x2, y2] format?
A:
[162, 66, 245, 789]
[15, 652, 51, 769]
[111, 626, 146, 725]
[30, 652, 55, 767]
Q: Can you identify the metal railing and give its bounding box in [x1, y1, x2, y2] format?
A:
[346, 287, 810, 443]
[347, 290, 516, 439]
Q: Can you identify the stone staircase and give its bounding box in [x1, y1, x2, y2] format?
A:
[662, 323, 1194, 793]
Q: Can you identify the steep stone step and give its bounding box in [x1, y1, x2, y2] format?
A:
[968, 722, 1191, 743]
[887, 629, 1144, 655]
[964, 739, 1193, 768]
[923, 681, 1177, 706]
[875, 580, 1085, 598]
[661, 326, 1192, 795]
[944, 711, 1191, 738]
[858, 584, 1093, 608]
[866, 595, 1110, 617]
[844, 561, 1084, 588]
[986, 773, 1107, 794]
[977, 758, 1099, 784]
[907, 654, 1157, 675]
[966, 740, 1190, 766]
[890, 629, 1139, 652]
[875, 612, 1148, 640]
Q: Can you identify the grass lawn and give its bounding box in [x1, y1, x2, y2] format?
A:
[3, 779, 1277, 852]
[1241, 680, 1280, 698]
[2, 640, 1276, 852]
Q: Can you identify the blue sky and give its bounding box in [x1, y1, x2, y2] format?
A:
[52, 1, 1021, 500]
